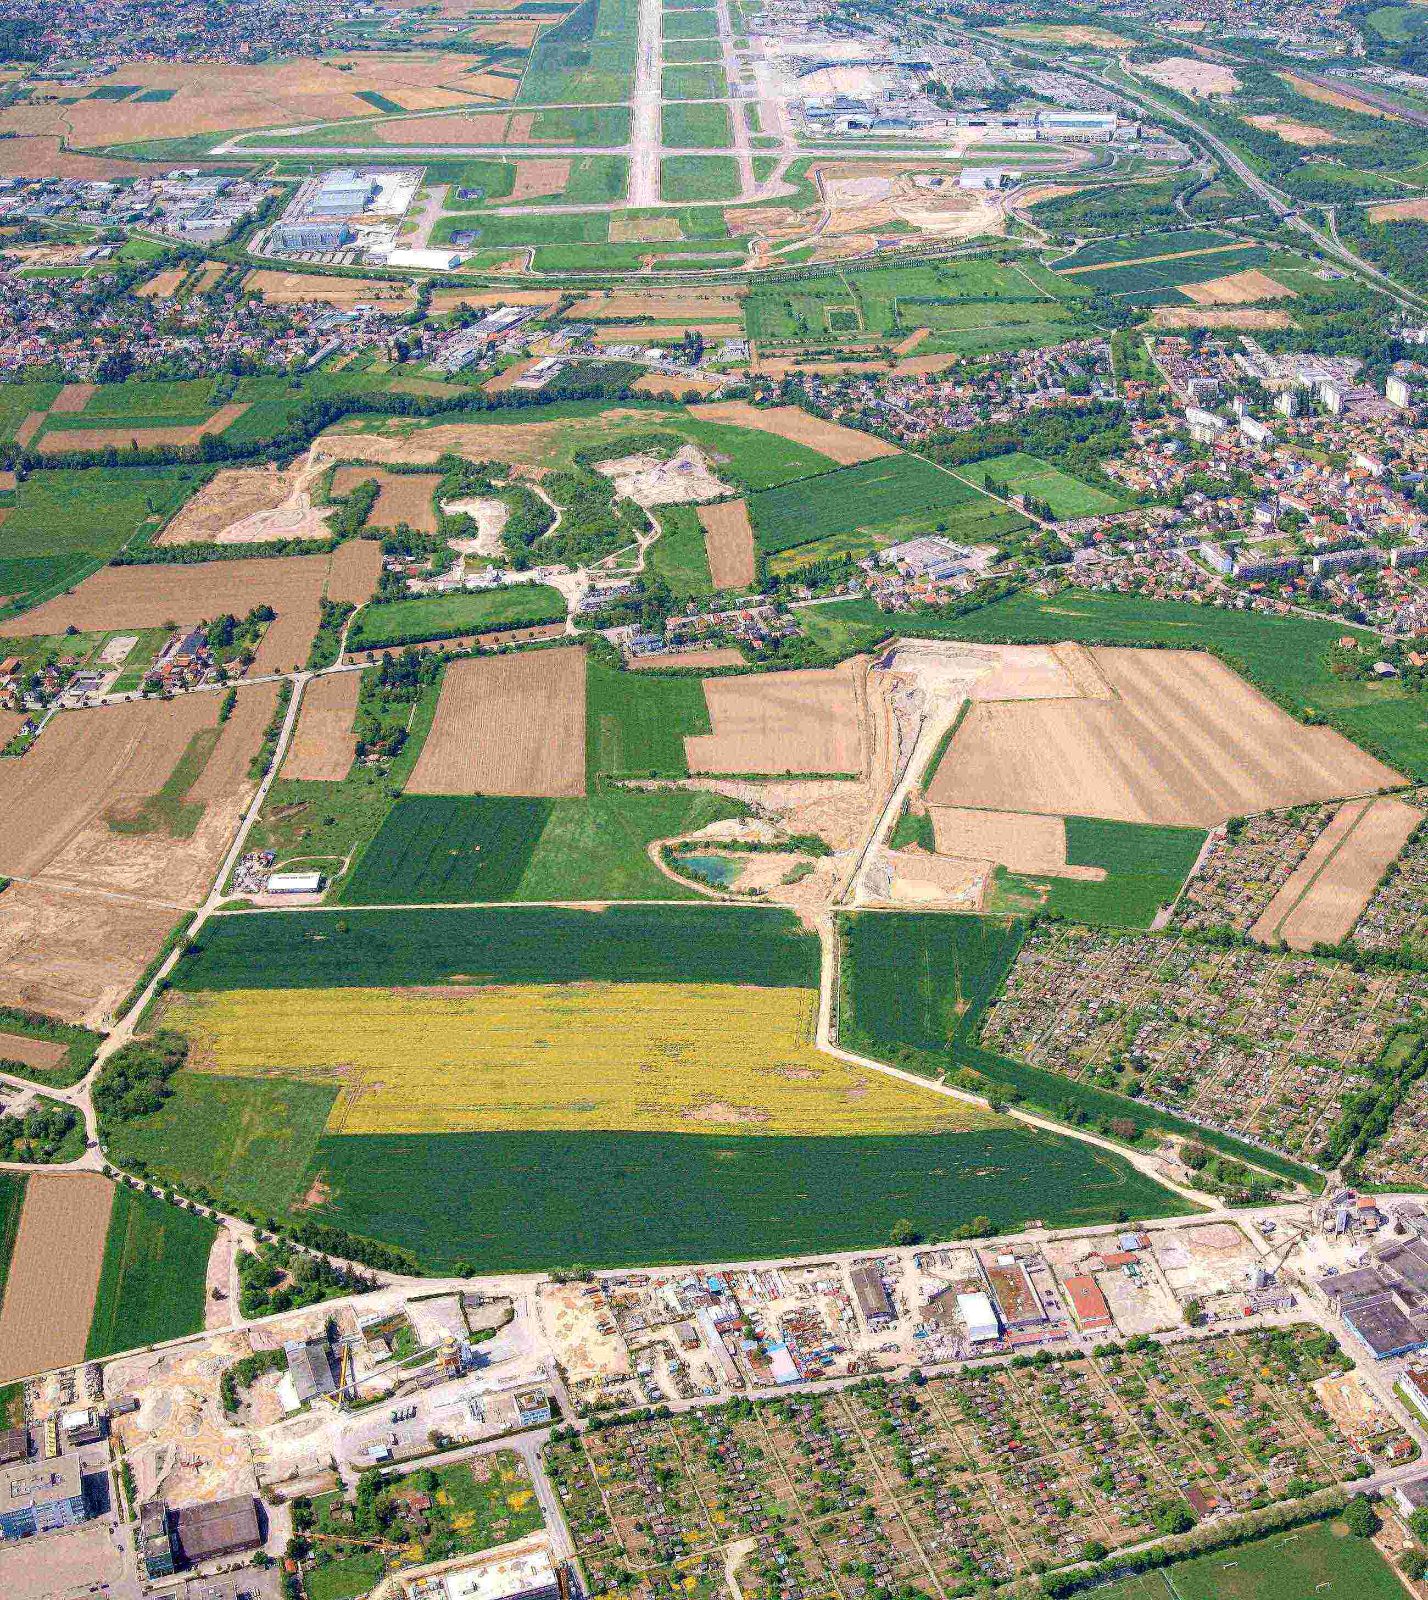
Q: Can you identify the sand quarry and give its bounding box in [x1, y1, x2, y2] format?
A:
[407, 646, 587, 799]
[1138, 58, 1240, 96]
[596, 443, 733, 507]
[159, 458, 336, 545]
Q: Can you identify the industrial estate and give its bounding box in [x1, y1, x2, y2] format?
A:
[15, 0, 1428, 1596]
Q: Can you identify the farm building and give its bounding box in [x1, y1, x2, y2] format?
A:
[850, 1264, 895, 1328]
[173, 1494, 263, 1564]
[267, 871, 324, 895]
[0, 1456, 89, 1541]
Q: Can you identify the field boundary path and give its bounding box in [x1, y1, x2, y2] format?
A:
[629, 0, 663, 207]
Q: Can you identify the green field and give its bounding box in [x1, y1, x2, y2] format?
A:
[984, 817, 1207, 927]
[1094, 1520, 1402, 1600]
[964, 451, 1124, 518]
[305, 1124, 1194, 1272]
[1060, 245, 1274, 300]
[661, 154, 740, 201]
[345, 586, 566, 650]
[106, 1074, 338, 1221]
[84, 1184, 218, 1359]
[747, 455, 1024, 555]
[0, 382, 59, 443]
[1052, 228, 1240, 268]
[517, 0, 637, 103]
[663, 36, 722, 62]
[647, 502, 715, 595]
[340, 787, 746, 903]
[663, 5, 719, 33]
[662, 63, 727, 101]
[586, 659, 712, 777]
[175, 904, 820, 990]
[0, 466, 208, 611]
[0, 1173, 25, 1309]
[662, 100, 732, 147]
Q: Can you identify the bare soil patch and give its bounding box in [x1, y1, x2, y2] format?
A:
[0, 1174, 113, 1385]
[633, 373, 726, 399]
[282, 672, 361, 783]
[597, 443, 730, 506]
[1139, 57, 1240, 95]
[51, 383, 95, 414]
[928, 807, 1105, 879]
[698, 499, 756, 590]
[327, 539, 385, 607]
[630, 647, 745, 670]
[1368, 195, 1428, 223]
[1, 552, 332, 675]
[407, 646, 586, 797]
[687, 660, 866, 776]
[331, 465, 440, 532]
[37, 401, 249, 456]
[443, 496, 508, 557]
[572, 287, 745, 319]
[688, 402, 898, 465]
[244, 271, 415, 308]
[136, 267, 187, 299]
[509, 159, 569, 201]
[1181, 268, 1296, 305]
[1244, 114, 1337, 146]
[158, 461, 334, 546]
[0, 883, 177, 1025]
[12, 413, 43, 448]
[873, 848, 987, 909]
[0, 1030, 67, 1073]
[319, 409, 649, 470]
[1254, 795, 1423, 950]
[926, 647, 1401, 826]
[1151, 306, 1292, 329]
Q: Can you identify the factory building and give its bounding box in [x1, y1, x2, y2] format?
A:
[850, 1263, 895, 1328]
[270, 221, 353, 253]
[0, 1457, 89, 1541]
[174, 1494, 265, 1564]
[308, 169, 378, 217]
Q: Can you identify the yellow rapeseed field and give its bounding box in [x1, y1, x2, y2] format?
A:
[170, 983, 990, 1137]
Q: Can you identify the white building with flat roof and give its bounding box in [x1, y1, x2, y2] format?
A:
[958, 1291, 1000, 1344]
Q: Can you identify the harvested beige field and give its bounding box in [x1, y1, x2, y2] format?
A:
[282, 672, 361, 783]
[1151, 306, 1292, 330]
[0, 684, 276, 906]
[1368, 195, 1428, 223]
[331, 465, 440, 531]
[319, 408, 648, 469]
[698, 499, 756, 590]
[1282, 72, 1402, 118]
[136, 267, 187, 298]
[926, 647, 1401, 827]
[407, 646, 586, 797]
[688, 402, 899, 466]
[326, 538, 384, 606]
[633, 374, 726, 398]
[360, 111, 509, 143]
[1139, 57, 1239, 95]
[928, 807, 1104, 880]
[993, 23, 1132, 44]
[509, 158, 569, 201]
[1253, 795, 1424, 951]
[0, 883, 177, 1025]
[11, 54, 495, 148]
[0, 1030, 67, 1073]
[0, 1174, 113, 1385]
[630, 647, 745, 670]
[1181, 268, 1295, 306]
[0, 552, 332, 675]
[244, 270, 415, 308]
[429, 287, 563, 314]
[687, 661, 866, 776]
[12, 412, 43, 448]
[571, 287, 745, 319]
[1244, 113, 1337, 146]
[158, 461, 334, 546]
[0, 137, 150, 178]
[37, 401, 249, 456]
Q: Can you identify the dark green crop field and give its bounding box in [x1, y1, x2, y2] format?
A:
[339, 788, 743, 904]
[176, 904, 821, 990]
[746, 456, 1016, 555]
[85, 1184, 218, 1359]
[986, 818, 1206, 928]
[0, 1173, 25, 1307]
[304, 1125, 1194, 1272]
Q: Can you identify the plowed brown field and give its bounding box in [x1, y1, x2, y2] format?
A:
[282, 672, 361, 783]
[0, 552, 332, 674]
[0, 1030, 67, 1073]
[686, 660, 866, 776]
[926, 647, 1401, 826]
[697, 499, 756, 590]
[326, 539, 384, 606]
[0, 1174, 114, 1384]
[331, 466, 441, 532]
[407, 646, 586, 797]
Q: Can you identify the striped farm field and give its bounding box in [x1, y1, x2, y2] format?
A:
[167, 983, 993, 1137]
